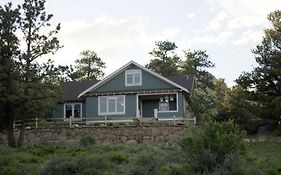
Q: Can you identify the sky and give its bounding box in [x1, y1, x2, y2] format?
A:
[2, 0, 281, 86]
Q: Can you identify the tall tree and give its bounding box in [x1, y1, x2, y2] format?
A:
[181, 50, 215, 88]
[0, 3, 20, 147]
[146, 41, 181, 76]
[70, 50, 105, 81]
[236, 10, 281, 122]
[16, 0, 62, 146]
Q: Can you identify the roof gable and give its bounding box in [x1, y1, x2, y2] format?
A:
[78, 61, 190, 98]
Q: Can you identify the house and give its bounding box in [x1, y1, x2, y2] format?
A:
[51, 61, 195, 123]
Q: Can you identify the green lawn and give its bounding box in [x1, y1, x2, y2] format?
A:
[248, 141, 281, 175]
[0, 137, 280, 175]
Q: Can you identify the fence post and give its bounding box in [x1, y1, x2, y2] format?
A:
[194, 117, 197, 126]
[69, 116, 72, 128]
[13, 122, 15, 130]
[173, 115, 176, 125]
[105, 116, 107, 126]
[35, 117, 38, 128]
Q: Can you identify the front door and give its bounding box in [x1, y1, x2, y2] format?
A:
[141, 99, 158, 117]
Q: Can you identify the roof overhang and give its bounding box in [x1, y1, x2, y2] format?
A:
[78, 61, 190, 98]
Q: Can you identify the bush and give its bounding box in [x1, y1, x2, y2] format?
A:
[129, 150, 163, 175]
[211, 152, 262, 175]
[181, 120, 247, 174]
[80, 135, 96, 146]
[41, 157, 78, 175]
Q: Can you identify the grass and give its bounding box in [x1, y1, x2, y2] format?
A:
[248, 141, 281, 175]
[0, 136, 280, 175]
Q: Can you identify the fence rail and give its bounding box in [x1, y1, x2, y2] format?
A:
[12, 116, 196, 129]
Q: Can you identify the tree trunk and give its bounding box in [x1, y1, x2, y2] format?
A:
[17, 114, 26, 146]
[6, 114, 16, 147]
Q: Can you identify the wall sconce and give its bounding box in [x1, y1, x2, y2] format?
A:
[165, 95, 169, 102]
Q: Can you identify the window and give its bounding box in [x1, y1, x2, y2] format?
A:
[98, 95, 125, 115]
[64, 103, 82, 119]
[159, 102, 169, 111]
[125, 70, 142, 86]
[158, 94, 177, 112]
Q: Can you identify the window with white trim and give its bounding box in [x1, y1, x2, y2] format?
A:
[64, 103, 82, 119]
[98, 95, 125, 115]
[125, 69, 142, 86]
[158, 94, 177, 112]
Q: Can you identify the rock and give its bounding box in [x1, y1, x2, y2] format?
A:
[127, 140, 138, 144]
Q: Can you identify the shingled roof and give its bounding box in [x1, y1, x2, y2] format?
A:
[61, 80, 98, 102]
[61, 75, 195, 102]
[166, 75, 196, 93]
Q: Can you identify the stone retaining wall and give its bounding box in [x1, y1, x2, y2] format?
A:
[0, 126, 188, 145]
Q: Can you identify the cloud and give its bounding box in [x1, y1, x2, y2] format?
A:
[231, 30, 263, 45]
[207, 0, 281, 29]
[206, 11, 229, 31]
[178, 31, 234, 48]
[185, 12, 196, 19]
[50, 15, 181, 76]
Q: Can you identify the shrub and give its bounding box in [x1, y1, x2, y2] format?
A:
[181, 120, 247, 174]
[41, 157, 79, 175]
[80, 135, 96, 146]
[129, 150, 163, 175]
[108, 151, 129, 164]
[211, 152, 263, 175]
[77, 156, 112, 175]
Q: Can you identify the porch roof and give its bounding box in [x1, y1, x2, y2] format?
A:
[85, 88, 181, 97]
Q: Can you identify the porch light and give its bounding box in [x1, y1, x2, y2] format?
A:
[160, 97, 164, 102]
[170, 96, 174, 101]
[165, 95, 169, 102]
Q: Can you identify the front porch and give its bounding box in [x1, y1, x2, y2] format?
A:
[137, 92, 181, 118]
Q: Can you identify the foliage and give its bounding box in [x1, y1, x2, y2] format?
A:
[181, 120, 247, 174]
[68, 50, 106, 81]
[249, 141, 281, 175]
[80, 135, 96, 146]
[146, 41, 181, 76]
[236, 10, 281, 122]
[189, 84, 219, 122]
[210, 152, 262, 175]
[0, 2, 21, 147]
[0, 136, 280, 175]
[0, 0, 63, 147]
[181, 50, 215, 88]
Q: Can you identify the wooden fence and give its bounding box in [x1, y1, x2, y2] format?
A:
[13, 116, 197, 129]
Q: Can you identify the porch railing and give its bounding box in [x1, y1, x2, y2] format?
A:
[12, 116, 196, 129]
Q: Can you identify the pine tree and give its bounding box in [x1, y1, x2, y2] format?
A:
[146, 41, 181, 76]
[236, 10, 281, 122]
[0, 3, 20, 147]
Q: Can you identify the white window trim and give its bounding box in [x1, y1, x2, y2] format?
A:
[157, 93, 178, 113]
[98, 95, 126, 115]
[64, 103, 82, 121]
[125, 69, 142, 86]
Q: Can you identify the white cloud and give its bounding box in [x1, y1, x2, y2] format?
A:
[178, 31, 234, 48]
[206, 11, 229, 31]
[227, 15, 265, 30]
[231, 30, 263, 45]
[207, 0, 281, 29]
[185, 12, 196, 19]
[51, 15, 181, 75]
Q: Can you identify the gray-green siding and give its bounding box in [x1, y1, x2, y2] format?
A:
[92, 65, 177, 92]
[52, 104, 64, 119]
[85, 92, 186, 119]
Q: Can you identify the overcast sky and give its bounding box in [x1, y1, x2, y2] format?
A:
[2, 0, 281, 85]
